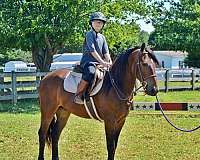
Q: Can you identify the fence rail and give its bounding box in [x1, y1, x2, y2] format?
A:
[156, 69, 200, 92]
[0, 69, 199, 104]
[0, 71, 48, 104]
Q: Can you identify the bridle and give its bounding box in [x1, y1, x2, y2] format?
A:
[109, 49, 200, 132]
[108, 49, 157, 101]
[136, 52, 157, 89]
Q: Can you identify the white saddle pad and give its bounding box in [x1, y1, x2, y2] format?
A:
[63, 71, 104, 96]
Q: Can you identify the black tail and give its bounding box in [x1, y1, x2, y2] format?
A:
[46, 116, 56, 148]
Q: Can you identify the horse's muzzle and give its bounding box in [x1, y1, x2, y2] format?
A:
[146, 86, 158, 96]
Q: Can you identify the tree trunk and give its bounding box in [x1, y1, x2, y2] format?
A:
[32, 45, 54, 72]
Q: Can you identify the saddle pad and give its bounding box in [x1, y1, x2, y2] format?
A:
[63, 71, 81, 93]
[63, 71, 104, 96]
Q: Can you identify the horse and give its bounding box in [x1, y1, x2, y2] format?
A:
[38, 43, 159, 160]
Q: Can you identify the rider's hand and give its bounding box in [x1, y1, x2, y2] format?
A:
[102, 61, 111, 68]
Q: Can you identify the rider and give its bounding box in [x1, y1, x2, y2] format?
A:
[74, 11, 112, 104]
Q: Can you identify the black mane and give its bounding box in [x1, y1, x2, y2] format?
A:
[145, 48, 160, 65]
[102, 47, 140, 93]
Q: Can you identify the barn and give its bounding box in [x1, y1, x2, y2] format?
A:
[154, 51, 187, 69]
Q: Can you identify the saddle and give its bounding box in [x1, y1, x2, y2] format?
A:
[63, 64, 105, 96]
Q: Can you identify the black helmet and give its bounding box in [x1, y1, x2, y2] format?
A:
[89, 12, 107, 24]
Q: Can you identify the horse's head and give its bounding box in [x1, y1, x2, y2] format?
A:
[105, 43, 159, 99]
[135, 43, 159, 96]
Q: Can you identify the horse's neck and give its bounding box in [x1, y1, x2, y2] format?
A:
[111, 64, 136, 98]
[124, 53, 139, 95]
[122, 68, 136, 96]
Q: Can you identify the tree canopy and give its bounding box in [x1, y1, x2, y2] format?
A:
[0, 0, 149, 70]
[149, 0, 200, 68]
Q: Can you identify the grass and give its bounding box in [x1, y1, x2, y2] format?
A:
[0, 99, 39, 113]
[158, 80, 200, 88]
[1, 112, 200, 160]
[0, 90, 199, 113]
[134, 90, 200, 102]
[0, 91, 200, 159]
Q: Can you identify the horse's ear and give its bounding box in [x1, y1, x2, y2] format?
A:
[140, 43, 145, 52]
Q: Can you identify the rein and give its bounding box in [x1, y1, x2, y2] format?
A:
[108, 51, 156, 101]
[108, 71, 135, 101]
[156, 95, 200, 132]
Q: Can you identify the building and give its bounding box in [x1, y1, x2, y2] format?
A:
[154, 51, 187, 69]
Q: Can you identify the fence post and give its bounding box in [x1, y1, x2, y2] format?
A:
[11, 71, 17, 105]
[0, 75, 3, 94]
[36, 73, 40, 91]
[191, 69, 195, 90]
[165, 69, 169, 92]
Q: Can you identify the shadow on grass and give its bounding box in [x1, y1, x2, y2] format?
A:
[0, 99, 39, 113]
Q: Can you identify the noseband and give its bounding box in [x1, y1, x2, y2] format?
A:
[136, 61, 157, 90]
[108, 50, 156, 101]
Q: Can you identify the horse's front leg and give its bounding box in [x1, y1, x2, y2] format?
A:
[114, 119, 126, 148]
[105, 118, 126, 160]
[105, 121, 117, 160]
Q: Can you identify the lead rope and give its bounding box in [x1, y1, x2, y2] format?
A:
[156, 95, 200, 132]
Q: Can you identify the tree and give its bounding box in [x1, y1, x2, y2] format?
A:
[0, 49, 32, 66]
[0, 0, 99, 71]
[138, 30, 149, 45]
[148, 0, 200, 68]
[0, 0, 148, 71]
[104, 22, 141, 57]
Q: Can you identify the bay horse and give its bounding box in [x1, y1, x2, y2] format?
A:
[38, 43, 159, 160]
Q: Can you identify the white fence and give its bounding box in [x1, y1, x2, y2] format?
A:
[0, 69, 199, 104]
[156, 69, 200, 92]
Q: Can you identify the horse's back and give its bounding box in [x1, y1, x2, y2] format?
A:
[43, 68, 69, 81]
[39, 68, 70, 94]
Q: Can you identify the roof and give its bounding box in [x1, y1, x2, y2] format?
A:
[4, 61, 36, 72]
[53, 53, 82, 62]
[6, 61, 26, 64]
[154, 51, 188, 57]
[5, 61, 27, 67]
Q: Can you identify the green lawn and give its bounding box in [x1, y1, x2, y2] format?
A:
[0, 91, 200, 159]
[0, 90, 200, 113]
[157, 80, 200, 88]
[134, 90, 200, 102]
[1, 112, 200, 160]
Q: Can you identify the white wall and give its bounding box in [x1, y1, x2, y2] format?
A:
[171, 56, 185, 69]
[155, 54, 172, 68]
[155, 52, 185, 69]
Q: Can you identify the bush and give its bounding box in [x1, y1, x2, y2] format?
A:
[0, 49, 32, 66]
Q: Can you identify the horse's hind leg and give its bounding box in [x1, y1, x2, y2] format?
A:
[38, 116, 54, 160]
[52, 107, 71, 160]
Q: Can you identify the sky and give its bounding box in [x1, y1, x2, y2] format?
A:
[136, 19, 155, 33]
[136, 0, 176, 33]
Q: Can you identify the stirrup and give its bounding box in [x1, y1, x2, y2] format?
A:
[74, 95, 84, 104]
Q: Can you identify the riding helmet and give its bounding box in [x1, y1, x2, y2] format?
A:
[89, 12, 107, 24]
